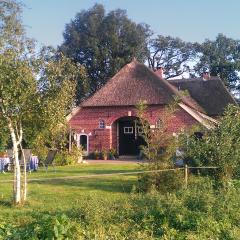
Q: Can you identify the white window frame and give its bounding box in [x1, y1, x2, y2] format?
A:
[77, 133, 89, 155]
[124, 127, 133, 134]
[99, 119, 105, 129]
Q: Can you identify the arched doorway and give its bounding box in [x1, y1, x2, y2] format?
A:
[78, 134, 89, 155]
[116, 117, 146, 156]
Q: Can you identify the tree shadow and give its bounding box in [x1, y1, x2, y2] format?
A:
[0, 199, 12, 207]
[30, 177, 137, 194]
[36, 168, 139, 175]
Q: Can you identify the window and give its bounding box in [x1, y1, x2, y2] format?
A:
[99, 119, 105, 129]
[124, 127, 133, 134]
[156, 118, 163, 129]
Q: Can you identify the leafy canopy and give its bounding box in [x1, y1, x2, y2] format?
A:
[148, 35, 197, 79]
[194, 34, 240, 91]
[60, 4, 151, 102]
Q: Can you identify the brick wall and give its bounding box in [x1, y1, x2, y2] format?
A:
[69, 105, 197, 153]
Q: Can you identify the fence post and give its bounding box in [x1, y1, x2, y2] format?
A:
[184, 164, 188, 188]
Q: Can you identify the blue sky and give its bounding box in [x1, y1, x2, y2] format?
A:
[21, 0, 240, 48]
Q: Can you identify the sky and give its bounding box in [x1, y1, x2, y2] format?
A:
[21, 0, 240, 48]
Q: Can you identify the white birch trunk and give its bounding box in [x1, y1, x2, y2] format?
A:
[8, 121, 21, 204]
[20, 144, 27, 202]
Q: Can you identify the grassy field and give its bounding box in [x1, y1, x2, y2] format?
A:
[1, 163, 240, 239]
[0, 163, 141, 222]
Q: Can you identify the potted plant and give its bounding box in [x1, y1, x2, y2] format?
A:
[0, 150, 7, 158]
[109, 148, 118, 160]
[94, 150, 100, 160]
[102, 149, 108, 160]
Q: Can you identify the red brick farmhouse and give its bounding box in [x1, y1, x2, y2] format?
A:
[67, 59, 236, 156]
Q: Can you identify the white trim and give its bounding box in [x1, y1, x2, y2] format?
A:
[178, 103, 218, 129]
[77, 133, 89, 155]
[124, 127, 133, 134]
[197, 112, 219, 124]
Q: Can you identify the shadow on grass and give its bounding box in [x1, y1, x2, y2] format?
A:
[0, 199, 12, 207]
[36, 168, 140, 175]
[30, 177, 137, 194]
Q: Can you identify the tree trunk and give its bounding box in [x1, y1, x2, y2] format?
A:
[8, 121, 21, 204]
[19, 144, 27, 202]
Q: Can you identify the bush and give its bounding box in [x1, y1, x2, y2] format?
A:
[54, 146, 82, 166]
[0, 213, 80, 239]
[138, 170, 183, 193]
[136, 100, 183, 193]
[181, 105, 240, 186]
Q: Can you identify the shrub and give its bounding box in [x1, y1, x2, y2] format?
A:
[54, 146, 82, 166]
[181, 105, 240, 186]
[136, 100, 182, 192]
[53, 152, 69, 166]
[0, 213, 80, 239]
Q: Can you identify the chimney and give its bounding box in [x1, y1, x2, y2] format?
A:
[155, 67, 164, 79]
[202, 72, 210, 81]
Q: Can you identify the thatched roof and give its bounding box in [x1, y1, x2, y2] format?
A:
[168, 77, 237, 116]
[81, 60, 204, 113]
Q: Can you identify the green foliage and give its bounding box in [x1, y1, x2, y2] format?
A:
[136, 100, 182, 192]
[182, 104, 240, 185]
[194, 33, 240, 91]
[0, 0, 24, 49]
[109, 148, 118, 159]
[0, 0, 78, 156]
[0, 213, 79, 239]
[54, 146, 82, 166]
[148, 35, 197, 79]
[0, 127, 9, 151]
[60, 4, 151, 101]
[54, 152, 74, 166]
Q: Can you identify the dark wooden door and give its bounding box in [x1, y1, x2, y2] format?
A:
[119, 120, 145, 155]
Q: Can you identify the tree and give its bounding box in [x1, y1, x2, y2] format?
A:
[136, 100, 182, 192]
[182, 104, 240, 186]
[0, 1, 79, 204]
[148, 35, 197, 79]
[194, 34, 240, 91]
[60, 4, 151, 101]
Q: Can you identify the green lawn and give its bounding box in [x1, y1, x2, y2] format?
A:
[1, 164, 240, 239]
[0, 163, 141, 223]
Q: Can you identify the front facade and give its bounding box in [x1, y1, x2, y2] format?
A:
[68, 60, 236, 156]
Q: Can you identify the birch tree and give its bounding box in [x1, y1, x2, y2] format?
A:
[0, 0, 79, 204]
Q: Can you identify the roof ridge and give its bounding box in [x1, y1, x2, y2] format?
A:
[146, 66, 206, 113]
[168, 76, 220, 82]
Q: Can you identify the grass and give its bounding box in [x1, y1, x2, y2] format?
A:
[1, 164, 240, 239]
[0, 163, 141, 223]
